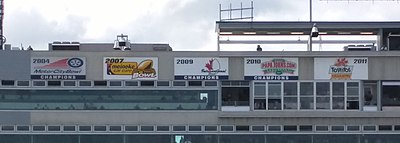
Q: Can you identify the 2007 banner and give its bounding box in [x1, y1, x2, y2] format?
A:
[103, 57, 158, 80]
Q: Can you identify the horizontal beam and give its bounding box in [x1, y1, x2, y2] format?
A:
[219, 40, 376, 44]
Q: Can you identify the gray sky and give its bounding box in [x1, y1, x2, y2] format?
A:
[4, 0, 400, 51]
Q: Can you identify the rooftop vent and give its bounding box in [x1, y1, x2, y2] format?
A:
[344, 44, 376, 51]
[52, 41, 80, 51]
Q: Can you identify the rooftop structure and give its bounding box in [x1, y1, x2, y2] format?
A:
[1, 21, 400, 143]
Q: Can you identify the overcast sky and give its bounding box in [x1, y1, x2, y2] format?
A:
[4, 0, 400, 51]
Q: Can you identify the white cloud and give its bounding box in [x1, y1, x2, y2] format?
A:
[3, 0, 400, 51]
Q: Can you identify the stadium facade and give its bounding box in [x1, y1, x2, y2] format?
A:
[1, 21, 400, 143]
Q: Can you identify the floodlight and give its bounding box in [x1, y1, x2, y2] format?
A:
[311, 23, 319, 37]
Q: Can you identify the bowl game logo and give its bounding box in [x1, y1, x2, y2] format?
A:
[329, 58, 353, 80]
[105, 58, 157, 79]
[261, 59, 296, 75]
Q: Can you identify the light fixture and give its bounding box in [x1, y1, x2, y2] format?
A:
[311, 23, 319, 37]
[308, 23, 319, 51]
[266, 32, 280, 35]
[360, 32, 374, 35]
[113, 34, 131, 51]
[290, 32, 304, 35]
[220, 32, 233, 35]
[243, 32, 256, 35]
[318, 32, 327, 35]
[338, 32, 351, 35]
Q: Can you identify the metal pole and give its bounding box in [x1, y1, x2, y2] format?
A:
[310, 0, 312, 22]
[0, 0, 4, 50]
[308, 35, 313, 51]
[219, 4, 221, 21]
[251, 1, 254, 21]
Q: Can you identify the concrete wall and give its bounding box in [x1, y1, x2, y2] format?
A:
[2, 50, 400, 81]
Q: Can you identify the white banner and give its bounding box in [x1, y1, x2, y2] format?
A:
[314, 57, 368, 80]
[174, 57, 229, 80]
[244, 58, 299, 80]
[103, 57, 158, 80]
[31, 57, 86, 80]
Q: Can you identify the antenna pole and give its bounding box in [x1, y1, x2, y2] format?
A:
[310, 0, 312, 22]
[0, 0, 4, 50]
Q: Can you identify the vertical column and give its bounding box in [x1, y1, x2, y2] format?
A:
[0, 0, 4, 50]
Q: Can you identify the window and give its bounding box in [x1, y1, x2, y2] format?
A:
[33, 126, 45, 131]
[222, 87, 249, 106]
[316, 82, 330, 110]
[79, 81, 92, 87]
[141, 126, 154, 132]
[347, 82, 359, 110]
[379, 125, 393, 131]
[109, 126, 122, 131]
[94, 81, 107, 86]
[157, 81, 170, 87]
[156, 126, 170, 132]
[300, 82, 314, 109]
[363, 81, 378, 106]
[251, 126, 265, 132]
[1, 80, 15, 86]
[173, 81, 186, 87]
[268, 125, 281, 132]
[315, 126, 329, 132]
[173, 126, 186, 131]
[17, 81, 30, 86]
[63, 126, 76, 131]
[382, 82, 400, 107]
[347, 126, 360, 131]
[125, 81, 138, 87]
[1, 125, 14, 131]
[94, 126, 107, 131]
[363, 125, 376, 131]
[47, 126, 61, 131]
[0, 89, 218, 110]
[332, 82, 345, 110]
[394, 125, 400, 131]
[283, 125, 297, 131]
[204, 126, 217, 131]
[16, 126, 29, 131]
[220, 126, 234, 132]
[48, 81, 61, 86]
[109, 81, 122, 87]
[254, 99, 266, 110]
[188, 126, 202, 131]
[33, 81, 46, 86]
[205, 81, 218, 86]
[254, 82, 266, 97]
[254, 82, 266, 110]
[268, 82, 281, 110]
[188, 81, 202, 86]
[236, 125, 250, 131]
[79, 126, 92, 131]
[299, 125, 312, 131]
[140, 81, 154, 87]
[331, 125, 345, 131]
[125, 126, 138, 132]
[63, 81, 76, 86]
[284, 82, 298, 110]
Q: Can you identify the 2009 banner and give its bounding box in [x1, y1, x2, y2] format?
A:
[31, 57, 86, 80]
[103, 57, 158, 80]
[244, 58, 299, 80]
[174, 57, 229, 80]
